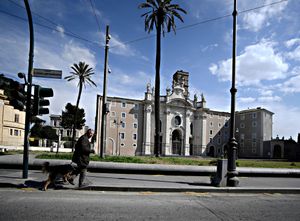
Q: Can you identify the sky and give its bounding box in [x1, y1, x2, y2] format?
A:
[0, 0, 299, 140]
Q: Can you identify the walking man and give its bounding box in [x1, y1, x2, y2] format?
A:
[71, 128, 95, 188]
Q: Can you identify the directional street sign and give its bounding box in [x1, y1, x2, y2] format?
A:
[33, 68, 62, 79]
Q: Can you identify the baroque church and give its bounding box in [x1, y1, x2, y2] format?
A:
[95, 70, 273, 158]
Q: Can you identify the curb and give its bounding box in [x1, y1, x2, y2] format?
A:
[1, 182, 300, 194]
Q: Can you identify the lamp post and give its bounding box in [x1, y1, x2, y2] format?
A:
[227, 0, 239, 187]
[100, 25, 110, 158]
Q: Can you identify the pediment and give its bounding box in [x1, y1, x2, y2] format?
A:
[167, 98, 193, 107]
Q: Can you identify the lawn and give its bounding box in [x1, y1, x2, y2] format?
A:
[32, 152, 300, 169]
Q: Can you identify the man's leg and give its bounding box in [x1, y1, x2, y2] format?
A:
[78, 167, 87, 187]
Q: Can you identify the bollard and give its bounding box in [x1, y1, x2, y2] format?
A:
[211, 159, 228, 187]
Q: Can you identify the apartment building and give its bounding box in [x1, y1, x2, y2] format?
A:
[0, 89, 25, 146]
[235, 108, 273, 158]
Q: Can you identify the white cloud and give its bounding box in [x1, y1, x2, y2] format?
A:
[280, 74, 300, 93]
[55, 25, 65, 38]
[285, 38, 300, 48]
[238, 97, 256, 103]
[241, 0, 288, 32]
[286, 46, 300, 61]
[257, 96, 281, 102]
[62, 41, 96, 68]
[209, 40, 289, 86]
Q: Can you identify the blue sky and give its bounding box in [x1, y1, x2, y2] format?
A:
[0, 0, 299, 139]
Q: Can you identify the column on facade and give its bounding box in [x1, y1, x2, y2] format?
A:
[200, 113, 207, 155]
[143, 103, 152, 155]
[164, 108, 171, 155]
[184, 110, 191, 156]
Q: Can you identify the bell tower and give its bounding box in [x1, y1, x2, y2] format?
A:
[172, 70, 189, 98]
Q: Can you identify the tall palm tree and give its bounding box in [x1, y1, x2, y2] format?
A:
[65, 61, 97, 151]
[139, 0, 186, 157]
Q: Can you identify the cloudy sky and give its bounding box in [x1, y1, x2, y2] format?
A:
[0, 0, 299, 139]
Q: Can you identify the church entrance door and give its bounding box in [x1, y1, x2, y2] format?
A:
[172, 130, 182, 155]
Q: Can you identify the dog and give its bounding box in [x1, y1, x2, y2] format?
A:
[42, 162, 76, 191]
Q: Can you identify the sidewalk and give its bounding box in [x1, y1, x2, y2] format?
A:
[0, 154, 300, 193]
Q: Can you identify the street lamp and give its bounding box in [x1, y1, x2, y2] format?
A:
[227, 0, 239, 187]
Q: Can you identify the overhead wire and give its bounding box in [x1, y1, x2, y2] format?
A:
[1, 0, 289, 49]
[88, 0, 102, 33]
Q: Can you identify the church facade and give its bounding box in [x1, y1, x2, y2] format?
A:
[95, 70, 273, 158]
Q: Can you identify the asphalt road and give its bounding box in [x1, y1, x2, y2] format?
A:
[1, 189, 300, 221]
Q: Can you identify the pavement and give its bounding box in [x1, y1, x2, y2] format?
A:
[0, 154, 300, 193]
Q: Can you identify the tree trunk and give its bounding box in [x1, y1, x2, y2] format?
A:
[154, 22, 162, 157]
[71, 81, 83, 151]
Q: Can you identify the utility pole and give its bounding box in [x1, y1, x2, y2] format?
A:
[22, 0, 34, 179]
[227, 0, 239, 187]
[100, 25, 110, 158]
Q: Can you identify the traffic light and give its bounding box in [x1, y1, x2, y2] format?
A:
[33, 85, 53, 116]
[0, 75, 26, 111]
[9, 81, 26, 111]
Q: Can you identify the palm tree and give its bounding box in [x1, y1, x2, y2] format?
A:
[139, 0, 186, 157]
[64, 61, 97, 151]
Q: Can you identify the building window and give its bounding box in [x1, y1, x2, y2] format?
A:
[218, 131, 221, 136]
[252, 121, 257, 127]
[10, 129, 13, 136]
[121, 112, 126, 118]
[174, 116, 181, 126]
[224, 121, 229, 128]
[120, 133, 125, 140]
[134, 104, 139, 110]
[133, 143, 137, 147]
[120, 143, 125, 147]
[111, 111, 116, 117]
[240, 123, 245, 128]
[217, 138, 221, 144]
[218, 123, 221, 128]
[134, 114, 138, 119]
[121, 102, 126, 108]
[190, 123, 193, 135]
[240, 114, 245, 120]
[133, 133, 137, 140]
[210, 130, 213, 135]
[14, 114, 19, 123]
[210, 122, 213, 127]
[14, 129, 19, 136]
[133, 123, 138, 129]
[252, 112, 257, 119]
[121, 122, 126, 128]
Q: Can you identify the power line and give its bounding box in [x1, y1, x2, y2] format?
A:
[0, 9, 102, 47]
[7, 0, 86, 41]
[113, 0, 289, 48]
[88, 0, 102, 33]
[1, 0, 289, 49]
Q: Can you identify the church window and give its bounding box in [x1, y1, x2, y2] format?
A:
[174, 116, 181, 126]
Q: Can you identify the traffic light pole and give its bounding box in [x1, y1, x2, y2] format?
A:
[23, 0, 34, 179]
[100, 25, 110, 158]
